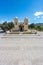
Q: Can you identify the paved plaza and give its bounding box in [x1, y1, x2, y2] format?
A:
[0, 32, 43, 65]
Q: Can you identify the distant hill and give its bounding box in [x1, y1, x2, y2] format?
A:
[34, 23, 43, 26]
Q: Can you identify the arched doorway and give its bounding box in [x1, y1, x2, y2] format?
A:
[19, 25, 24, 31]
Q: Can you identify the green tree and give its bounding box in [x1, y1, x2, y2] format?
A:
[7, 22, 14, 30]
[1, 21, 14, 32]
[29, 23, 35, 29]
[1, 21, 8, 32]
[36, 26, 41, 31]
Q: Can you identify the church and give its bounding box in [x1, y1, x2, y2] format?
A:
[12, 17, 29, 32]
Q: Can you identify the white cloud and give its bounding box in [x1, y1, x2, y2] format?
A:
[37, 16, 40, 18]
[34, 12, 43, 16]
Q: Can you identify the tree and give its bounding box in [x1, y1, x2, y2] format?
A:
[29, 23, 35, 29]
[1, 21, 14, 32]
[7, 22, 14, 30]
[36, 26, 41, 31]
[1, 21, 8, 32]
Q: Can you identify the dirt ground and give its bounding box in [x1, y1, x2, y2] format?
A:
[0, 32, 43, 65]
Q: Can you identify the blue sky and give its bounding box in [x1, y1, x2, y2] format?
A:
[0, 0, 43, 23]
